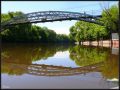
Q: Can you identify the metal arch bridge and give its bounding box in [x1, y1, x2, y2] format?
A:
[1, 11, 103, 31]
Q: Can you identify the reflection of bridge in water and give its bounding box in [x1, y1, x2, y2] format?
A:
[3, 61, 104, 76]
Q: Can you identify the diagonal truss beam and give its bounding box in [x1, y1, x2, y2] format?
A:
[1, 11, 104, 31]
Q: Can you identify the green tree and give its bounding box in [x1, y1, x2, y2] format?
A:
[102, 4, 119, 33]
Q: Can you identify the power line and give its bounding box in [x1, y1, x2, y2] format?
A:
[57, 3, 101, 11]
[56, 3, 103, 15]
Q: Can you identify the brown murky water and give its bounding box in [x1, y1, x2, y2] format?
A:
[1, 43, 119, 89]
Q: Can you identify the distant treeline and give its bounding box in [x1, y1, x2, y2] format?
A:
[1, 12, 73, 43]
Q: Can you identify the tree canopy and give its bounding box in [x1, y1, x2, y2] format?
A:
[1, 12, 73, 43]
[69, 4, 119, 43]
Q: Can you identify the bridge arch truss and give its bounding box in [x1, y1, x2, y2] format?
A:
[1, 11, 103, 31]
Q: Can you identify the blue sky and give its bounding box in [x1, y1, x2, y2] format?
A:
[1, 1, 118, 35]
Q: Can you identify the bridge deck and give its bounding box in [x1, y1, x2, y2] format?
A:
[1, 11, 103, 32]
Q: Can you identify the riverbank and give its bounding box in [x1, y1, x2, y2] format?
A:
[75, 40, 119, 48]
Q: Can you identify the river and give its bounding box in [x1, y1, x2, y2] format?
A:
[1, 43, 119, 89]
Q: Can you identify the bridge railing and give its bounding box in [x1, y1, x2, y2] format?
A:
[1, 11, 103, 32]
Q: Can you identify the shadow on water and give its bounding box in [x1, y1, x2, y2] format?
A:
[1, 43, 119, 80]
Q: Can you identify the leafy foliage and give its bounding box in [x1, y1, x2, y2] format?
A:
[1, 12, 72, 43]
[69, 4, 119, 42]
